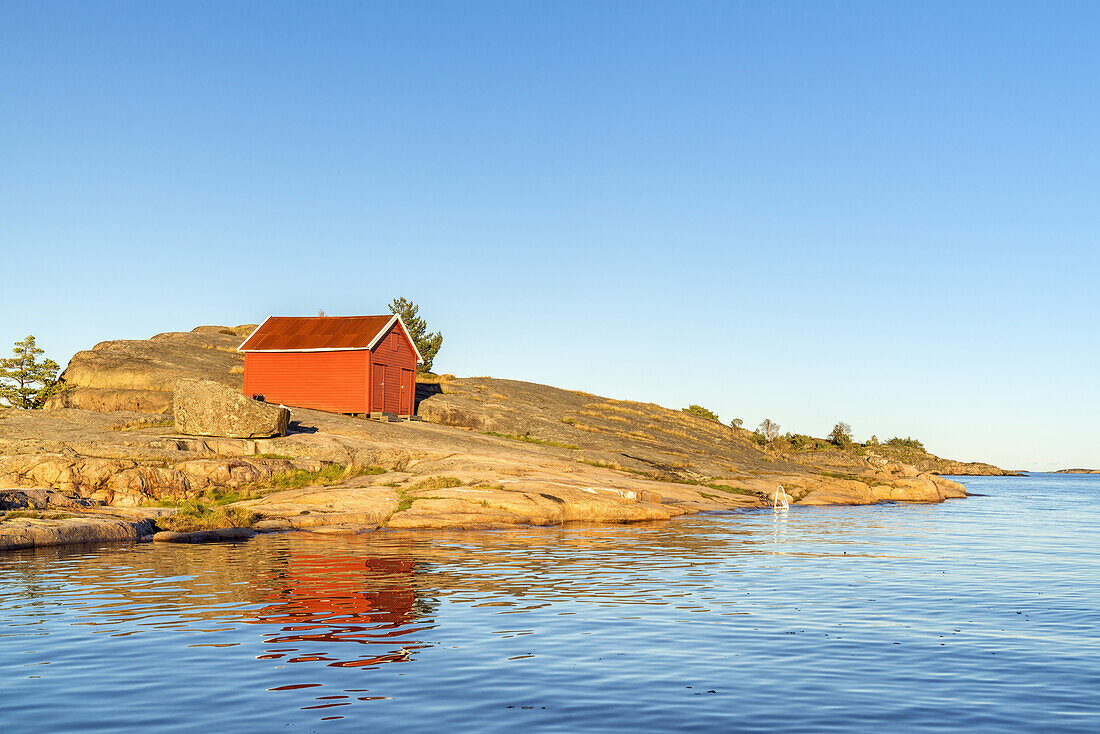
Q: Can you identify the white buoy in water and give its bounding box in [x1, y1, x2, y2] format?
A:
[773, 485, 789, 510]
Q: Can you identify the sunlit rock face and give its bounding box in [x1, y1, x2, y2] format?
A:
[173, 379, 289, 439]
[44, 325, 256, 415]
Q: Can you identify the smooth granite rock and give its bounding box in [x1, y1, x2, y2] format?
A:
[43, 325, 255, 414]
[152, 527, 256, 543]
[0, 487, 97, 511]
[0, 514, 155, 551]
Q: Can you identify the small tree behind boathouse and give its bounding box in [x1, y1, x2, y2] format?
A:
[237, 315, 423, 416]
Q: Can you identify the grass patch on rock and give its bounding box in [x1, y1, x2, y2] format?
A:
[415, 372, 455, 384]
[110, 418, 174, 432]
[815, 470, 883, 487]
[638, 471, 757, 495]
[704, 484, 759, 497]
[410, 476, 463, 490]
[156, 500, 257, 532]
[142, 463, 389, 510]
[1, 510, 78, 522]
[482, 431, 578, 450]
[393, 488, 477, 515]
[144, 486, 257, 508]
[391, 476, 476, 515]
[266, 463, 386, 490]
[579, 458, 624, 470]
[577, 458, 757, 496]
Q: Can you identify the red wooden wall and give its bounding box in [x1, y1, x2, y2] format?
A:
[368, 327, 418, 415]
[243, 350, 369, 413]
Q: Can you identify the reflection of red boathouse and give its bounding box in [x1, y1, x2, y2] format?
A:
[249, 550, 430, 669]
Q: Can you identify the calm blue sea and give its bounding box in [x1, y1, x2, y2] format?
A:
[1, 473, 1098, 733]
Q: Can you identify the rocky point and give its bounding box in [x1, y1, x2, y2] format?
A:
[0, 325, 989, 550]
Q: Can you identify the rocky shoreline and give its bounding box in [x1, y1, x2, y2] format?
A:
[1, 401, 968, 552]
[1, 469, 968, 552]
[2, 324, 1005, 552]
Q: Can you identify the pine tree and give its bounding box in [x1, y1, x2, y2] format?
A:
[387, 297, 444, 373]
[758, 418, 781, 442]
[828, 421, 853, 446]
[0, 336, 60, 409]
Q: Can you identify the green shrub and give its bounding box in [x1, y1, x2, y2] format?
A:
[682, 404, 720, 421]
[788, 433, 813, 450]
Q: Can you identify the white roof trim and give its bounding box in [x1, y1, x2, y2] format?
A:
[236, 317, 271, 353]
[370, 314, 425, 364]
[237, 314, 424, 364]
[238, 347, 375, 353]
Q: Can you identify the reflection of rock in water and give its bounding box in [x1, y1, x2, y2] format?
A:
[247, 544, 436, 669]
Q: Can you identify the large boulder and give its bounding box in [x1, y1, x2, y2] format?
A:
[173, 379, 289, 439]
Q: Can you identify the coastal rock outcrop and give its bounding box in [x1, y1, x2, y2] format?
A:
[44, 325, 255, 414]
[865, 450, 1021, 476]
[1, 332, 988, 551]
[0, 487, 96, 511]
[0, 452, 316, 507]
[45, 387, 176, 414]
[0, 510, 157, 551]
[797, 473, 966, 506]
[173, 379, 290, 439]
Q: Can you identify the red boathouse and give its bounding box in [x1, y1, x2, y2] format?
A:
[237, 315, 423, 416]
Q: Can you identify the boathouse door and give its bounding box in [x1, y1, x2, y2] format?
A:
[400, 368, 414, 416]
[372, 364, 386, 412]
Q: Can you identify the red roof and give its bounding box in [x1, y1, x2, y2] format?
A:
[239, 315, 400, 352]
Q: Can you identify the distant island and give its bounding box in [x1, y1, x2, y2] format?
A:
[1055, 468, 1100, 474]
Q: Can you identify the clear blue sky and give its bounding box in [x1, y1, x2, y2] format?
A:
[2, 2, 1097, 470]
